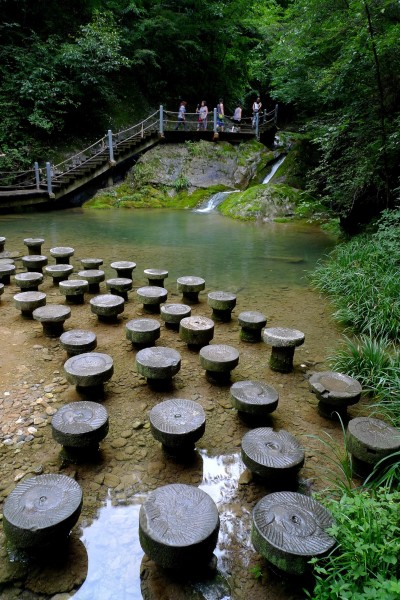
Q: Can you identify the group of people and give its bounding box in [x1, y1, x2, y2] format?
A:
[174, 96, 263, 132]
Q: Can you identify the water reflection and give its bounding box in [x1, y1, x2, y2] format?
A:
[75, 450, 248, 598]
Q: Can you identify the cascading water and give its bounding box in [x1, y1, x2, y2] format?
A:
[194, 190, 240, 213]
[262, 154, 286, 184]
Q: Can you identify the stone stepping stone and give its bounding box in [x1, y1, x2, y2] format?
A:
[23, 237, 45, 255]
[346, 416, 400, 473]
[0, 263, 16, 284]
[251, 491, 335, 575]
[59, 279, 89, 304]
[126, 318, 161, 347]
[207, 291, 236, 322]
[22, 254, 48, 273]
[136, 346, 181, 383]
[78, 269, 105, 293]
[80, 258, 103, 270]
[177, 276, 205, 303]
[0, 257, 14, 265]
[262, 327, 305, 373]
[241, 427, 305, 481]
[179, 316, 214, 349]
[50, 246, 75, 264]
[106, 277, 132, 300]
[137, 286, 168, 313]
[32, 304, 71, 337]
[64, 352, 114, 389]
[149, 398, 206, 452]
[45, 264, 74, 286]
[51, 401, 109, 451]
[60, 329, 97, 356]
[90, 293, 125, 321]
[308, 371, 362, 419]
[144, 268, 168, 287]
[139, 483, 220, 569]
[238, 311, 267, 342]
[199, 344, 239, 382]
[3, 473, 83, 550]
[15, 271, 44, 292]
[110, 261, 136, 278]
[160, 303, 191, 329]
[0, 236, 5, 252]
[230, 380, 279, 417]
[14, 291, 47, 318]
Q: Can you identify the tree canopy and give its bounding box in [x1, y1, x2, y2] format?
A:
[1, 0, 399, 226]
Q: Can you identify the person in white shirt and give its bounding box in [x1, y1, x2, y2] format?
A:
[252, 97, 262, 128]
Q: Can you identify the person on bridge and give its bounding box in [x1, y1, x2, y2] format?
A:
[232, 104, 242, 131]
[252, 97, 262, 128]
[197, 100, 208, 131]
[217, 98, 225, 132]
[174, 101, 187, 130]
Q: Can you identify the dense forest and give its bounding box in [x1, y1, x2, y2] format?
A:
[1, 0, 400, 227]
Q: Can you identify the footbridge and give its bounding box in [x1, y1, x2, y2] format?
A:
[0, 105, 278, 210]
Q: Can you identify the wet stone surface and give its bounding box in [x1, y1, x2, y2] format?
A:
[51, 401, 109, 449]
[251, 491, 335, 575]
[263, 327, 305, 373]
[346, 416, 400, 466]
[238, 311, 267, 343]
[136, 346, 181, 381]
[230, 380, 279, 416]
[64, 352, 114, 388]
[149, 398, 206, 450]
[309, 371, 362, 419]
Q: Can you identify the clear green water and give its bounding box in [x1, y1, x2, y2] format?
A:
[1, 208, 334, 291]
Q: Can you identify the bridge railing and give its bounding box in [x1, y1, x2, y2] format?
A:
[0, 167, 37, 190]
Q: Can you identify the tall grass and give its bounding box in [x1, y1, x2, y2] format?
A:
[311, 210, 400, 341]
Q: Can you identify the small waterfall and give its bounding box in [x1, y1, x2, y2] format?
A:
[262, 155, 286, 184]
[194, 190, 240, 213]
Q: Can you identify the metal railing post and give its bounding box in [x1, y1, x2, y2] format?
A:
[159, 105, 164, 136]
[274, 104, 279, 125]
[45, 162, 53, 196]
[256, 112, 260, 139]
[108, 130, 114, 163]
[34, 162, 40, 189]
[213, 108, 217, 133]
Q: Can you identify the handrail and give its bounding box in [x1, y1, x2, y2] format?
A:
[0, 104, 278, 193]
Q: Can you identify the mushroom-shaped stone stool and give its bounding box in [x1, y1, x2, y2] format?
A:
[238, 311, 267, 343]
[309, 371, 362, 420]
[50, 246, 74, 265]
[241, 427, 305, 482]
[0, 283, 4, 299]
[64, 352, 114, 391]
[150, 399, 206, 453]
[14, 292, 46, 318]
[23, 237, 45, 255]
[160, 303, 191, 330]
[106, 277, 132, 300]
[59, 279, 89, 304]
[32, 304, 71, 337]
[60, 330, 97, 356]
[136, 346, 181, 386]
[0, 263, 16, 284]
[177, 276, 205, 303]
[199, 344, 239, 383]
[262, 327, 305, 373]
[90, 293, 124, 322]
[45, 264, 74, 286]
[78, 269, 105, 294]
[230, 381, 279, 418]
[15, 272, 44, 292]
[207, 291, 236, 322]
[179, 316, 214, 349]
[126, 318, 161, 347]
[139, 483, 220, 569]
[136, 286, 168, 314]
[3, 474, 83, 551]
[80, 258, 103, 270]
[21, 254, 48, 273]
[0, 258, 14, 265]
[0, 236, 6, 252]
[252, 491, 335, 575]
[346, 416, 400, 477]
[110, 261, 136, 279]
[144, 268, 168, 287]
[51, 401, 109, 455]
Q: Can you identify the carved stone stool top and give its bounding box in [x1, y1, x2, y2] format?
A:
[262, 327, 305, 348]
[309, 371, 362, 405]
[230, 380, 279, 413]
[52, 401, 109, 447]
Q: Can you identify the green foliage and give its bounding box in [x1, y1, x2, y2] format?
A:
[173, 175, 190, 192]
[311, 210, 400, 340]
[308, 487, 400, 600]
